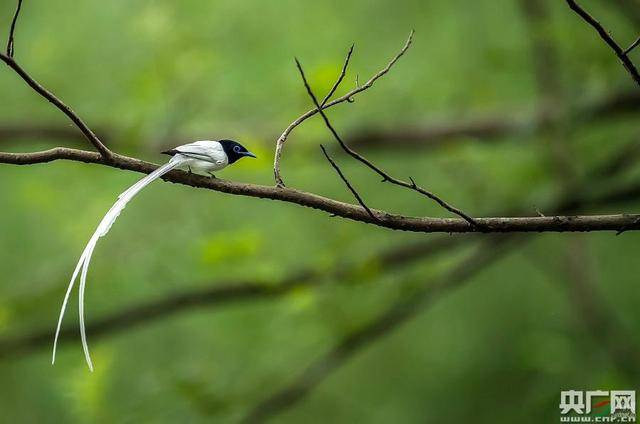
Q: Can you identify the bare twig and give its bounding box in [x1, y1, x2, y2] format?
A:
[320, 144, 376, 220]
[566, 0, 640, 87]
[5, 0, 22, 57]
[625, 36, 640, 55]
[273, 31, 414, 186]
[295, 57, 481, 228]
[0, 0, 112, 159]
[321, 44, 354, 106]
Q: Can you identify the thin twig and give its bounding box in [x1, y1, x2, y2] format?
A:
[320, 44, 354, 106]
[566, 0, 640, 87]
[5, 0, 22, 58]
[1, 0, 112, 159]
[273, 31, 414, 186]
[320, 144, 376, 220]
[295, 57, 481, 229]
[624, 36, 640, 55]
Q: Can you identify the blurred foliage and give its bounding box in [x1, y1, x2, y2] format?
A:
[1, 0, 640, 422]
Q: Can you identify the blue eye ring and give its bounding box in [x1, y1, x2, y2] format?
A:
[233, 145, 242, 153]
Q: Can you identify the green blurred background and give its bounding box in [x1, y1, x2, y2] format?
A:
[1, 0, 639, 422]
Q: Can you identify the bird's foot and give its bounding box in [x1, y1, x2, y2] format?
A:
[208, 173, 216, 179]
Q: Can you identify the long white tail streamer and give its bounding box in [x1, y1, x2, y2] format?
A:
[52, 157, 185, 371]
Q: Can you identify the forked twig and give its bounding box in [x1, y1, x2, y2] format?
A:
[320, 44, 354, 106]
[624, 36, 640, 55]
[294, 58, 481, 229]
[273, 31, 414, 186]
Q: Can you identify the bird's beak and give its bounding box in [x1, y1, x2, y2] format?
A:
[244, 151, 257, 159]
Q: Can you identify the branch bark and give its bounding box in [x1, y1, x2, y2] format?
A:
[4, 135, 640, 360]
[0, 42, 112, 158]
[2, 147, 640, 233]
[566, 0, 640, 87]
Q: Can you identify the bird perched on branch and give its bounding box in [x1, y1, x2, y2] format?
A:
[52, 139, 256, 371]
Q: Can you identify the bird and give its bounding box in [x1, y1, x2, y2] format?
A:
[52, 139, 256, 371]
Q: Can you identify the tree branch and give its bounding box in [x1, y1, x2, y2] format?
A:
[5, 0, 21, 58]
[321, 44, 354, 107]
[241, 125, 640, 419]
[1, 147, 640, 233]
[0, 0, 113, 159]
[319, 144, 376, 220]
[566, 0, 640, 87]
[294, 57, 481, 228]
[3, 132, 640, 362]
[273, 31, 414, 187]
[624, 36, 640, 55]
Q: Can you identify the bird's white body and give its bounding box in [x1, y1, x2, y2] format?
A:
[172, 140, 229, 175]
[52, 139, 255, 371]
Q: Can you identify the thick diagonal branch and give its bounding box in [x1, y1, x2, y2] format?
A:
[566, 0, 640, 87]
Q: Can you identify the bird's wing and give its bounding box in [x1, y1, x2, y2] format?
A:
[173, 140, 227, 164]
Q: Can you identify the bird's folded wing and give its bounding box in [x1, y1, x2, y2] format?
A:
[174, 141, 226, 164]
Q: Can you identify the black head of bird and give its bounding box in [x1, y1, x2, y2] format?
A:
[219, 139, 257, 164]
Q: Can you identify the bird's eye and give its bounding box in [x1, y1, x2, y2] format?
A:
[233, 146, 242, 153]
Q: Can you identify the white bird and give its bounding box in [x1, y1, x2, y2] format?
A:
[52, 139, 256, 371]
